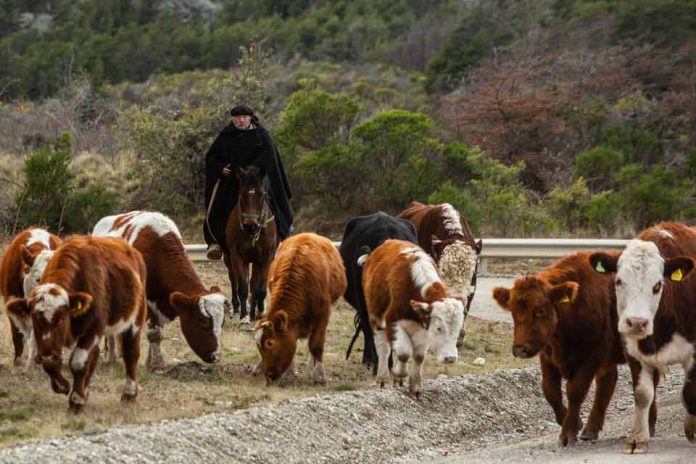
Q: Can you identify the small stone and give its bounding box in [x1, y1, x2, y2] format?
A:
[473, 357, 486, 366]
[83, 423, 106, 436]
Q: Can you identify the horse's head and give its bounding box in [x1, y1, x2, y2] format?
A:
[237, 166, 266, 235]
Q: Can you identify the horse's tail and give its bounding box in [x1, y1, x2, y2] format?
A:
[346, 245, 373, 361]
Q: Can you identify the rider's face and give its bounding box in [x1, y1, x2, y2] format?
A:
[232, 115, 252, 129]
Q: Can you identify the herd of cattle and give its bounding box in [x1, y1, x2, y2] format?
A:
[0, 202, 695, 456]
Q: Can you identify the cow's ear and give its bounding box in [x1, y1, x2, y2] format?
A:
[589, 252, 618, 274]
[492, 287, 511, 310]
[664, 257, 694, 282]
[21, 245, 36, 266]
[273, 311, 288, 332]
[209, 285, 221, 294]
[475, 238, 483, 255]
[68, 292, 93, 317]
[549, 282, 579, 306]
[410, 300, 431, 328]
[170, 291, 198, 313]
[430, 234, 442, 245]
[5, 298, 30, 319]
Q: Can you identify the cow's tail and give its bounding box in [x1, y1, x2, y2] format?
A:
[356, 245, 372, 267]
[346, 245, 373, 361]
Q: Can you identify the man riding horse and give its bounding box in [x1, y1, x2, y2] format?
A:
[204, 105, 294, 260]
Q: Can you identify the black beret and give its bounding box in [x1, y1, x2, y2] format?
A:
[230, 105, 254, 116]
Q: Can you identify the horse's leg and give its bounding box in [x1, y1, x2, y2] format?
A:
[224, 254, 240, 317]
[250, 260, 270, 321]
[249, 262, 259, 322]
[238, 260, 250, 323]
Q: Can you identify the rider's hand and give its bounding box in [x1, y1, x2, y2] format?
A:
[222, 166, 232, 176]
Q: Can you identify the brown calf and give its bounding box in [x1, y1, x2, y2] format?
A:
[492, 252, 634, 446]
[5, 236, 147, 412]
[93, 211, 230, 369]
[254, 233, 346, 384]
[361, 239, 466, 398]
[0, 228, 61, 366]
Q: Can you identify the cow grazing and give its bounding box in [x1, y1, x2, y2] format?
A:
[255, 233, 346, 384]
[361, 239, 466, 398]
[492, 252, 630, 446]
[0, 228, 61, 366]
[339, 212, 418, 369]
[5, 236, 148, 412]
[589, 222, 696, 454]
[93, 211, 230, 369]
[398, 202, 482, 345]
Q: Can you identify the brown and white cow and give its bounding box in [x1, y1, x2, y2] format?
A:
[93, 211, 230, 369]
[0, 228, 61, 366]
[5, 236, 148, 412]
[254, 233, 346, 384]
[398, 201, 482, 345]
[589, 222, 696, 454]
[492, 252, 633, 446]
[360, 239, 466, 398]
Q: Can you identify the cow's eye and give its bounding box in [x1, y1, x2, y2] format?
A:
[265, 339, 274, 349]
[534, 310, 544, 318]
[615, 278, 622, 287]
[652, 282, 662, 294]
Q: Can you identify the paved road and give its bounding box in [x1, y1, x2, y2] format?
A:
[468, 278, 514, 324]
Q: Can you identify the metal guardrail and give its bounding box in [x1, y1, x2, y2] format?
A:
[185, 238, 630, 264]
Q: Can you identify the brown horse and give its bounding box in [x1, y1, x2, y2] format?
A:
[223, 166, 278, 324]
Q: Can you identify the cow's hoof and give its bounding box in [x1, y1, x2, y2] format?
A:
[558, 432, 577, 447]
[13, 356, 24, 367]
[408, 385, 422, 399]
[121, 393, 137, 403]
[68, 403, 83, 414]
[580, 430, 599, 441]
[51, 378, 70, 395]
[623, 439, 648, 454]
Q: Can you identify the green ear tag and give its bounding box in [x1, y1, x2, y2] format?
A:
[559, 295, 570, 304]
[595, 261, 606, 273]
[671, 268, 683, 282]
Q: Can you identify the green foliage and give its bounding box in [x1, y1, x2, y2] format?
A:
[574, 146, 624, 191]
[547, 177, 590, 231]
[586, 190, 621, 234]
[15, 132, 119, 233]
[600, 122, 662, 165]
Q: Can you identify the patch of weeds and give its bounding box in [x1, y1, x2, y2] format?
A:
[335, 384, 355, 392]
[0, 426, 31, 440]
[0, 408, 33, 423]
[0, 389, 9, 398]
[62, 418, 86, 431]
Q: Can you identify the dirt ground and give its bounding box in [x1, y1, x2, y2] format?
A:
[0, 260, 531, 448]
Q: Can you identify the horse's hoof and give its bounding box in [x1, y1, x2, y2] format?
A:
[580, 430, 598, 441]
[240, 315, 250, 324]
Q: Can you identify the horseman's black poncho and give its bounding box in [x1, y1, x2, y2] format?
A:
[203, 118, 293, 244]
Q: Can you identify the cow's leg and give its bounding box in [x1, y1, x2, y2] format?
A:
[540, 355, 567, 426]
[374, 327, 391, 388]
[105, 335, 118, 364]
[145, 314, 165, 372]
[407, 328, 429, 399]
[391, 323, 413, 387]
[560, 363, 596, 446]
[68, 335, 100, 413]
[120, 329, 141, 403]
[624, 359, 654, 454]
[24, 329, 39, 371]
[682, 362, 696, 443]
[308, 314, 329, 385]
[581, 363, 618, 441]
[649, 369, 659, 437]
[10, 320, 25, 366]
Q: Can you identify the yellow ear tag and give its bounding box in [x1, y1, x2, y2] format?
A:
[671, 268, 683, 282]
[559, 295, 571, 304]
[74, 301, 82, 311]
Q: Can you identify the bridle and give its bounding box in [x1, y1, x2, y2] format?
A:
[239, 188, 275, 246]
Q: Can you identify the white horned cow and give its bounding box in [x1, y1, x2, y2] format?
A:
[589, 222, 696, 454]
[93, 211, 230, 369]
[0, 228, 61, 367]
[360, 239, 467, 398]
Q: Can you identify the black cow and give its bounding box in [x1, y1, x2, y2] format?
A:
[340, 212, 418, 370]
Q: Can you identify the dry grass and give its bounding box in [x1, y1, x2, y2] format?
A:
[0, 261, 533, 448]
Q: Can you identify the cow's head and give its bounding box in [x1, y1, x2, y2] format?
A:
[411, 296, 466, 363]
[254, 310, 297, 383]
[21, 245, 54, 297]
[6, 284, 90, 394]
[435, 237, 482, 318]
[493, 277, 579, 358]
[590, 241, 694, 339]
[169, 286, 230, 363]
